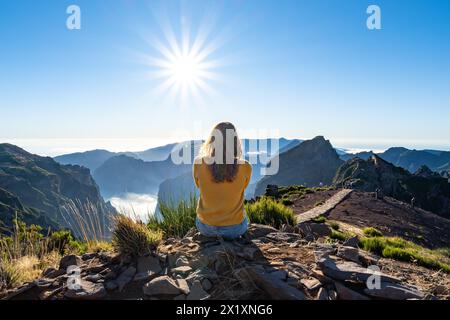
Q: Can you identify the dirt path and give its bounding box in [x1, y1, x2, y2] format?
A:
[295, 189, 353, 223]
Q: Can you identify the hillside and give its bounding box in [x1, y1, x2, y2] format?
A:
[333, 155, 450, 218]
[255, 136, 343, 196]
[0, 143, 116, 236]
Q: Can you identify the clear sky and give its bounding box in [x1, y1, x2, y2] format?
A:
[1, 0, 450, 156]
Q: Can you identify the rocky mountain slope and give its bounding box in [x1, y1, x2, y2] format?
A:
[333, 155, 450, 218]
[255, 136, 344, 196]
[0, 143, 116, 236]
[3, 223, 447, 301]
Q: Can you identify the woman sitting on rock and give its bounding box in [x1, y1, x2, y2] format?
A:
[193, 122, 252, 239]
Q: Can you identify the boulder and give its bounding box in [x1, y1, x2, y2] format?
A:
[343, 236, 359, 248]
[300, 278, 321, 291]
[235, 267, 305, 300]
[297, 222, 331, 240]
[116, 266, 136, 292]
[317, 256, 400, 284]
[65, 280, 106, 300]
[59, 255, 82, 270]
[172, 266, 193, 275]
[135, 255, 162, 281]
[246, 224, 278, 239]
[317, 287, 328, 300]
[176, 278, 190, 295]
[143, 276, 182, 296]
[186, 280, 210, 300]
[337, 246, 360, 263]
[364, 282, 425, 300]
[265, 232, 303, 243]
[334, 282, 370, 300]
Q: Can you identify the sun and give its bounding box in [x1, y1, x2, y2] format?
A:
[140, 14, 225, 104]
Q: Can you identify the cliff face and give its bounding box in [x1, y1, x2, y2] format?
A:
[255, 136, 344, 196]
[333, 155, 450, 218]
[0, 144, 116, 237]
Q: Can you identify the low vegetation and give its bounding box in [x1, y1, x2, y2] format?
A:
[148, 195, 197, 239]
[113, 215, 162, 257]
[359, 236, 450, 273]
[362, 227, 383, 237]
[311, 215, 326, 223]
[329, 229, 353, 242]
[245, 197, 295, 228]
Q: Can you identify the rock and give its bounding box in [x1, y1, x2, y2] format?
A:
[237, 247, 261, 260]
[300, 278, 321, 291]
[313, 245, 336, 262]
[364, 282, 425, 300]
[317, 256, 400, 284]
[143, 276, 182, 296]
[172, 266, 193, 275]
[85, 274, 103, 283]
[343, 236, 359, 248]
[265, 232, 303, 243]
[235, 267, 305, 300]
[42, 267, 57, 278]
[105, 281, 118, 291]
[334, 282, 370, 300]
[186, 280, 210, 300]
[59, 255, 82, 270]
[174, 294, 186, 300]
[337, 246, 360, 263]
[176, 278, 190, 295]
[328, 289, 338, 300]
[246, 224, 278, 239]
[201, 278, 213, 291]
[185, 268, 218, 284]
[268, 269, 288, 281]
[116, 266, 136, 292]
[317, 287, 328, 300]
[297, 222, 331, 240]
[281, 224, 295, 233]
[175, 256, 190, 267]
[65, 280, 106, 300]
[82, 253, 98, 261]
[135, 255, 162, 281]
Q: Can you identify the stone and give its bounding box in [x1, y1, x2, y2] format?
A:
[265, 232, 303, 243]
[337, 246, 360, 263]
[59, 255, 82, 270]
[334, 282, 370, 300]
[175, 256, 190, 267]
[317, 256, 400, 284]
[174, 294, 186, 300]
[313, 245, 336, 262]
[297, 222, 331, 241]
[328, 289, 338, 300]
[116, 266, 136, 292]
[268, 269, 288, 281]
[364, 282, 425, 300]
[281, 224, 295, 233]
[300, 278, 321, 291]
[186, 280, 210, 300]
[343, 236, 359, 248]
[65, 280, 106, 300]
[172, 266, 193, 275]
[176, 278, 190, 295]
[201, 278, 213, 291]
[85, 274, 103, 283]
[246, 224, 278, 239]
[235, 267, 305, 300]
[135, 255, 162, 281]
[317, 287, 328, 300]
[105, 281, 118, 291]
[143, 276, 182, 296]
[82, 253, 98, 261]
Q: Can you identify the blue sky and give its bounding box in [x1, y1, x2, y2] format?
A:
[1, 0, 450, 156]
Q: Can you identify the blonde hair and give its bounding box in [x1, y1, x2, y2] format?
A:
[198, 122, 243, 182]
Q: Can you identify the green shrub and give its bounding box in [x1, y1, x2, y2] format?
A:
[329, 222, 340, 230]
[113, 215, 162, 257]
[363, 227, 383, 237]
[281, 198, 294, 206]
[330, 230, 352, 242]
[245, 197, 295, 228]
[148, 195, 197, 239]
[359, 236, 450, 273]
[311, 215, 326, 223]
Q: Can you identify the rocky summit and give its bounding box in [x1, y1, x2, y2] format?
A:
[2, 223, 448, 301]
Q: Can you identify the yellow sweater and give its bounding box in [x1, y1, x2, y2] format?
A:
[193, 158, 252, 227]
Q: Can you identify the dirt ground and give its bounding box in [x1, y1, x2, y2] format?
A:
[291, 189, 339, 213]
